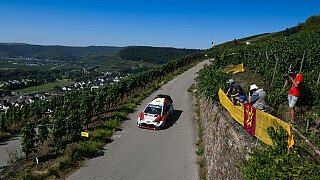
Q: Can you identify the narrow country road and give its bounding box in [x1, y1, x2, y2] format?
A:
[69, 60, 210, 180]
[0, 137, 21, 171]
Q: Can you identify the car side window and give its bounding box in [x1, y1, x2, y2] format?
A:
[163, 104, 167, 114]
[167, 100, 172, 108]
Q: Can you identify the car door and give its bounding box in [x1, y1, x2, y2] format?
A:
[166, 99, 173, 116]
[163, 103, 168, 121]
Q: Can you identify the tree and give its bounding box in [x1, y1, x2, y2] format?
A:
[0, 113, 7, 132]
[21, 122, 37, 160]
[94, 91, 104, 117]
[22, 105, 30, 122]
[52, 110, 65, 153]
[37, 116, 49, 145]
[66, 110, 82, 141]
[80, 95, 91, 129]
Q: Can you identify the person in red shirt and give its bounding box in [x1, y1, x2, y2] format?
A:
[285, 69, 304, 124]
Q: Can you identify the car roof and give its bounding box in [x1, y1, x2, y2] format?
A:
[149, 98, 165, 106]
[156, 94, 173, 103]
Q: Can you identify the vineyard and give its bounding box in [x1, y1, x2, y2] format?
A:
[196, 16, 320, 179]
[2, 14, 320, 179]
[0, 52, 205, 178]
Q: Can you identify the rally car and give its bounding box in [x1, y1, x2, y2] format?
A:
[137, 94, 174, 130]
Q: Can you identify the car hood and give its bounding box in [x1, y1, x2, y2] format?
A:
[141, 113, 160, 122]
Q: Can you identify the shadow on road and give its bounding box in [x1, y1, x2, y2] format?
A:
[164, 110, 183, 129]
[91, 148, 106, 159]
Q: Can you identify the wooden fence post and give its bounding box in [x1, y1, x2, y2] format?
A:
[270, 54, 279, 87]
[299, 50, 306, 73]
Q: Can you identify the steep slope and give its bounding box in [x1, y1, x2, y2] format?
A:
[197, 15, 320, 179]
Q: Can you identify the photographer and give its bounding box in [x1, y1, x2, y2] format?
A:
[284, 69, 304, 124]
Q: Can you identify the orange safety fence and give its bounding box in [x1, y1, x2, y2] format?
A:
[218, 89, 294, 149]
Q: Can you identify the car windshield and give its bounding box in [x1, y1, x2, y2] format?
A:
[144, 104, 162, 115]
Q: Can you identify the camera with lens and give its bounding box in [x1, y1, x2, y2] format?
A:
[283, 70, 295, 79]
[283, 74, 290, 79]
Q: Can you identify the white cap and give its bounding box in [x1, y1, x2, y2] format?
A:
[227, 79, 234, 84]
[250, 84, 259, 91]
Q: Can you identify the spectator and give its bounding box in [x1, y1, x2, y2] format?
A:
[239, 95, 248, 105]
[285, 69, 304, 124]
[249, 84, 269, 112]
[226, 79, 244, 104]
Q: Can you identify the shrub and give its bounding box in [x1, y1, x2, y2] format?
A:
[121, 103, 135, 113]
[104, 119, 121, 130]
[113, 111, 128, 121]
[64, 143, 80, 158]
[21, 168, 33, 180]
[58, 156, 77, 172]
[196, 64, 231, 100]
[0, 131, 10, 142]
[268, 88, 288, 109]
[242, 126, 320, 179]
[74, 140, 103, 158]
[93, 129, 112, 141]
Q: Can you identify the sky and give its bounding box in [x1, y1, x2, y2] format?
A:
[0, 0, 319, 49]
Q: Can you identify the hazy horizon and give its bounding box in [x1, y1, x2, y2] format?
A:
[1, 0, 319, 49]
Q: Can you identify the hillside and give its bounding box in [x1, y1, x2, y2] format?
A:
[117, 46, 200, 64]
[0, 44, 200, 64]
[197, 15, 320, 179]
[0, 43, 123, 61]
[0, 44, 200, 89]
[213, 15, 320, 48]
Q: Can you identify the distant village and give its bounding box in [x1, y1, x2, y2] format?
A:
[0, 71, 130, 112]
[3, 57, 78, 67]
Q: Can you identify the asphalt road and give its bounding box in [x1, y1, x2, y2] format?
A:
[69, 60, 210, 180]
[0, 136, 21, 171]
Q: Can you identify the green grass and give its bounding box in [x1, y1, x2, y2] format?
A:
[17, 79, 75, 94]
[0, 132, 10, 142]
[195, 95, 206, 180]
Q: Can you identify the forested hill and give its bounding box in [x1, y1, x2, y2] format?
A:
[0, 44, 200, 65]
[117, 46, 201, 64]
[0, 43, 123, 61]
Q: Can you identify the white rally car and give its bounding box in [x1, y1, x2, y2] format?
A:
[137, 94, 174, 130]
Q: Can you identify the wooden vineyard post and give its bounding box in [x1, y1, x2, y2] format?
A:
[270, 54, 279, 87]
[299, 50, 306, 74]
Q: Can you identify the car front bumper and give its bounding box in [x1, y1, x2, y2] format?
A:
[137, 118, 163, 129]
